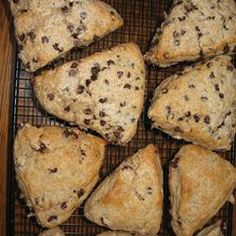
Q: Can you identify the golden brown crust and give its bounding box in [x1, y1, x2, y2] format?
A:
[10, 0, 123, 71]
[34, 43, 145, 145]
[84, 144, 163, 235]
[148, 56, 236, 151]
[169, 145, 236, 236]
[145, 0, 236, 67]
[14, 124, 106, 228]
[39, 227, 65, 236]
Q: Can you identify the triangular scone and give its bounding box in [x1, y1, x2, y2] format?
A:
[10, 0, 123, 72]
[196, 221, 223, 236]
[97, 231, 133, 236]
[84, 144, 163, 235]
[169, 145, 236, 236]
[148, 56, 236, 151]
[39, 227, 65, 236]
[14, 124, 106, 228]
[34, 43, 145, 145]
[145, 0, 236, 67]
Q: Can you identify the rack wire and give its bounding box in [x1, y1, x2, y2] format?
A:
[7, 0, 235, 235]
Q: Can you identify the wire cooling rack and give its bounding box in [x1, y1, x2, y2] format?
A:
[7, 0, 236, 235]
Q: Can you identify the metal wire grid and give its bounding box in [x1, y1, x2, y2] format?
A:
[7, 0, 236, 235]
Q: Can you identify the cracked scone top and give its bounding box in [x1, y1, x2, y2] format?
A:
[169, 145, 236, 236]
[9, 0, 123, 72]
[148, 56, 236, 151]
[145, 0, 236, 66]
[14, 124, 106, 228]
[84, 144, 163, 235]
[33, 43, 145, 145]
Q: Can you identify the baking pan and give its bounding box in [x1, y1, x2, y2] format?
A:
[7, 0, 236, 235]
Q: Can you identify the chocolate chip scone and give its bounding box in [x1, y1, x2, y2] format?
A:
[84, 144, 163, 235]
[145, 0, 236, 67]
[97, 231, 133, 236]
[39, 227, 65, 236]
[33, 43, 145, 145]
[14, 124, 106, 228]
[169, 145, 236, 236]
[148, 56, 236, 151]
[9, 0, 123, 72]
[196, 221, 223, 236]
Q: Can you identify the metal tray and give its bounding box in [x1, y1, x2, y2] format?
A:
[7, 0, 236, 235]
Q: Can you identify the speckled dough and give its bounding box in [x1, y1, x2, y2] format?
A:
[97, 231, 133, 236]
[145, 0, 236, 67]
[14, 124, 106, 228]
[39, 227, 65, 236]
[148, 56, 236, 151]
[9, 0, 123, 72]
[33, 43, 145, 145]
[169, 145, 236, 236]
[84, 144, 163, 235]
[196, 221, 223, 236]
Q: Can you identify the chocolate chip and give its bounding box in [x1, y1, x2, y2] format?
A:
[48, 168, 57, 174]
[47, 93, 55, 102]
[80, 11, 87, 20]
[61, 202, 67, 210]
[61, 6, 69, 13]
[47, 215, 57, 222]
[184, 95, 189, 101]
[214, 84, 220, 91]
[71, 62, 78, 68]
[91, 64, 100, 81]
[117, 71, 124, 78]
[114, 126, 124, 138]
[188, 84, 195, 88]
[131, 118, 136, 123]
[53, 43, 63, 53]
[41, 36, 49, 43]
[27, 31, 36, 41]
[227, 65, 234, 71]
[204, 115, 210, 124]
[85, 79, 91, 87]
[122, 165, 133, 171]
[13, 0, 19, 3]
[77, 85, 85, 94]
[104, 79, 109, 85]
[37, 142, 47, 153]
[135, 86, 140, 91]
[110, 10, 115, 16]
[163, 52, 170, 59]
[69, 2, 73, 7]
[99, 98, 107, 103]
[77, 189, 85, 198]
[84, 119, 90, 125]
[193, 114, 200, 123]
[127, 72, 131, 78]
[223, 45, 230, 54]
[174, 126, 183, 133]
[32, 57, 39, 63]
[18, 33, 25, 42]
[100, 120, 106, 126]
[67, 24, 74, 33]
[63, 129, 78, 139]
[124, 84, 131, 89]
[120, 102, 126, 107]
[201, 96, 208, 101]
[64, 106, 70, 112]
[107, 60, 115, 66]
[68, 68, 77, 76]
[170, 156, 180, 168]
[134, 191, 145, 201]
[99, 111, 106, 117]
[83, 109, 92, 115]
[178, 16, 186, 21]
[219, 93, 224, 99]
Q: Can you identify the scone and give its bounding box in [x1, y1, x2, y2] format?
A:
[33, 43, 145, 145]
[97, 231, 133, 236]
[84, 144, 163, 235]
[39, 227, 64, 236]
[148, 56, 236, 151]
[196, 221, 223, 236]
[169, 145, 236, 236]
[145, 0, 236, 67]
[9, 0, 123, 71]
[14, 124, 106, 228]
